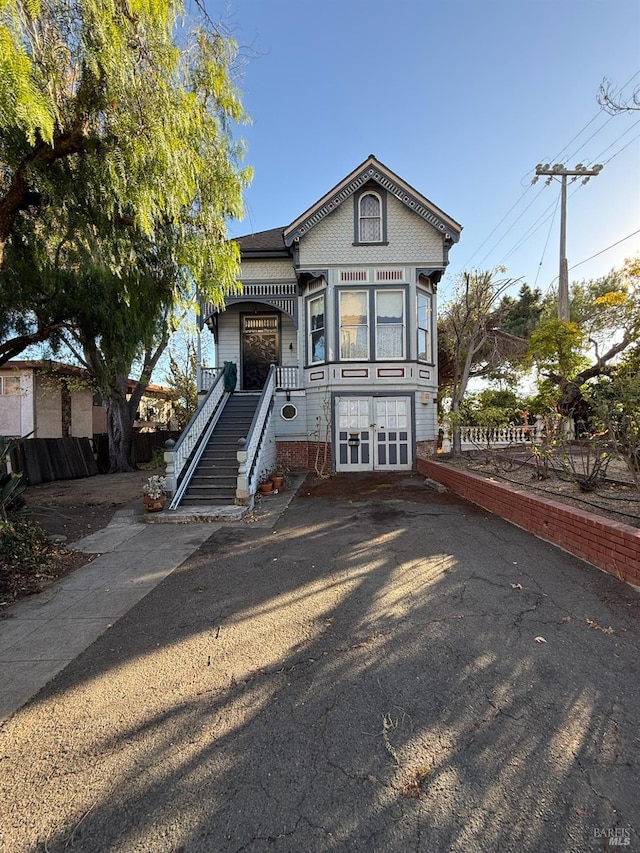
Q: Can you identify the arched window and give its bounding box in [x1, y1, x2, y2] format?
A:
[358, 192, 382, 242]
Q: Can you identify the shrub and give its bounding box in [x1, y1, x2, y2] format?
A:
[0, 518, 48, 595]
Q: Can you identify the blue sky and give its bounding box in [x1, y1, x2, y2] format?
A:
[207, 0, 640, 301]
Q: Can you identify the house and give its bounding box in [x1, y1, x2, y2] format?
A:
[0, 361, 94, 440]
[0, 360, 175, 439]
[170, 155, 461, 505]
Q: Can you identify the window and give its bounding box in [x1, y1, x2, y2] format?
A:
[358, 192, 382, 242]
[339, 290, 369, 359]
[281, 404, 298, 420]
[0, 376, 20, 395]
[417, 291, 432, 362]
[308, 294, 326, 364]
[375, 291, 405, 359]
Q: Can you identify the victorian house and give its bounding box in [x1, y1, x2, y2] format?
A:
[167, 155, 461, 506]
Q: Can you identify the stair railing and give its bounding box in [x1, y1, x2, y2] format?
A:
[165, 368, 227, 507]
[236, 365, 277, 504]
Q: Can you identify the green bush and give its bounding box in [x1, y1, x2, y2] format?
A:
[0, 517, 48, 594]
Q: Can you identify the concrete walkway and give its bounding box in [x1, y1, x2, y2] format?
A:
[0, 482, 302, 722]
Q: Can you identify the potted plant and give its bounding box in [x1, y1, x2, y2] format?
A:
[271, 472, 285, 491]
[143, 475, 167, 512]
[258, 474, 273, 494]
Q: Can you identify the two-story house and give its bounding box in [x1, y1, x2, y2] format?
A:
[170, 155, 461, 506]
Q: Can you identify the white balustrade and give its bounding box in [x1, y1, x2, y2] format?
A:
[165, 368, 224, 497]
[200, 367, 218, 392]
[236, 366, 277, 503]
[276, 366, 300, 390]
[439, 422, 543, 451]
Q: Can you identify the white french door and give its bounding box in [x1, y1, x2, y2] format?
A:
[335, 396, 412, 471]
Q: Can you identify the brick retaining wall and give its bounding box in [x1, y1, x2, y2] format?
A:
[277, 441, 332, 472]
[418, 457, 640, 589]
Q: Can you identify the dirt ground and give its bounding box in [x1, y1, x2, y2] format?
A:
[0, 469, 166, 608]
[23, 467, 166, 543]
[443, 448, 640, 530]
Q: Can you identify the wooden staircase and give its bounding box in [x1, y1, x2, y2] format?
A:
[179, 393, 260, 506]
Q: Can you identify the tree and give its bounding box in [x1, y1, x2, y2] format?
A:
[0, 0, 251, 470]
[590, 349, 640, 487]
[499, 284, 543, 338]
[527, 259, 640, 426]
[438, 269, 523, 454]
[162, 326, 198, 431]
[0, 0, 251, 363]
[598, 77, 640, 113]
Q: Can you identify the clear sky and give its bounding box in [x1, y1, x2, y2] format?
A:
[207, 0, 640, 301]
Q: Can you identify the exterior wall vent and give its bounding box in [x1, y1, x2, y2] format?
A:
[376, 268, 405, 282]
[339, 269, 369, 282]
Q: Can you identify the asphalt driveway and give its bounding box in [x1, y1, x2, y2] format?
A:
[1, 473, 638, 852]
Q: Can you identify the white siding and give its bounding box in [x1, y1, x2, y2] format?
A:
[35, 375, 62, 438]
[413, 390, 438, 442]
[216, 304, 298, 372]
[70, 389, 94, 437]
[298, 194, 445, 267]
[281, 317, 298, 366]
[0, 369, 33, 437]
[216, 306, 242, 366]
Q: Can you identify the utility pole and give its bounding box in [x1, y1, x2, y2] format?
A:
[533, 163, 603, 320]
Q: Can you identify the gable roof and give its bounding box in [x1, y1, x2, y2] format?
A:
[283, 154, 462, 247]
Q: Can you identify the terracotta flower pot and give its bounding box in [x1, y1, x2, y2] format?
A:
[143, 493, 167, 512]
[259, 481, 273, 494]
[271, 476, 284, 491]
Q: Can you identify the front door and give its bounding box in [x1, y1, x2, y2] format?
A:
[241, 314, 279, 390]
[335, 396, 412, 471]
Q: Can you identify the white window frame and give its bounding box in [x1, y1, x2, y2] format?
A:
[308, 293, 326, 365]
[0, 376, 21, 395]
[417, 290, 433, 363]
[358, 192, 382, 243]
[375, 290, 405, 360]
[339, 290, 370, 361]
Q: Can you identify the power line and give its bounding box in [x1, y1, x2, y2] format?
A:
[533, 193, 560, 288]
[452, 74, 640, 279]
[589, 116, 640, 164]
[569, 229, 640, 272]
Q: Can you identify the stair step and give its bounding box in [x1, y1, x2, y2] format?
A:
[176, 391, 262, 506]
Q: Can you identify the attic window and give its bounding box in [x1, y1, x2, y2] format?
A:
[358, 193, 382, 242]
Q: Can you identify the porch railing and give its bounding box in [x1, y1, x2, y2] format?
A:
[275, 366, 300, 390]
[236, 365, 277, 504]
[165, 368, 225, 501]
[200, 364, 300, 393]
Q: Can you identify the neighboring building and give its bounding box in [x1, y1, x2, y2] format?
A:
[200, 155, 461, 473]
[0, 361, 175, 439]
[0, 361, 93, 440]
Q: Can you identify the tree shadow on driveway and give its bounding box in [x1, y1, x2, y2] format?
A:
[1, 473, 638, 852]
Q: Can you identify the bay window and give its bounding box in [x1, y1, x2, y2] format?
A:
[308, 294, 326, 363]
[375, 291, 405, 359]
[417, 290, 432, 362]
[339, 290, 369, 360]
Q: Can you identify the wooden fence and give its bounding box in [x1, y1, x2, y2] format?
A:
[8, 431, 181, 486]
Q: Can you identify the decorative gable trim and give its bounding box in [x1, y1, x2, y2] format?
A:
[283, 155, 462, 247]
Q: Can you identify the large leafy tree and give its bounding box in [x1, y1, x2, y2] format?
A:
[0, 0, 250, 360]
[0, 0, 251, 470]
[527, 258, 640, 423]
